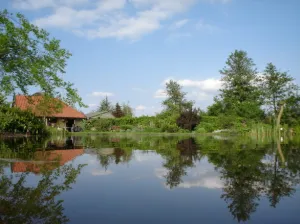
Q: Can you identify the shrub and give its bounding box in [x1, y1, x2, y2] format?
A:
[196, 122, 216, 133]
[0, 106, 47, 135]
[161, 124, 180, 133]
[195, 127, 207, 134]
[120, 125, 133, 131]
[176, 108, 201, 131]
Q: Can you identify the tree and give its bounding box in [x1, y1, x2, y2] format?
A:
[0, 10, 85, 107]
[98, 96, 112, 112]
[122, 102, 133, 117]
[112, 103, 124, 118]
[282, 94, 300, 126]
[176, 108, 201, 131]
[211, 50, 263, 119]
[261, 63, 298, 127]
[162, 80, 193, 114]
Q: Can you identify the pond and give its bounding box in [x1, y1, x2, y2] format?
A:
[0, 134, 300, 224]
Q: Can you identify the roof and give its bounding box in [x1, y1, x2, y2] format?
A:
[86, 111, 115, 119]
[12, 149, 84, 173]
[14, 95, 86, 119]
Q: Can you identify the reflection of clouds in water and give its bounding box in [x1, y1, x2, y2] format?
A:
[155, 166, 223, 189]
[155, 168, 168, 179]
[91, 169, 113, 176]
[88, 159, 97, 165]
[134, 151, 159, 162]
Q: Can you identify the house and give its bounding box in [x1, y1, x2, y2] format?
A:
[14, 95, 86, 131]
[86, 111, 115, 119]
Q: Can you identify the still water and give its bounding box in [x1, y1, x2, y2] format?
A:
[0, 134, 300, 224]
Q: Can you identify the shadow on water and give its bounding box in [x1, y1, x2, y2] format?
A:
[1, 134, 300, 223]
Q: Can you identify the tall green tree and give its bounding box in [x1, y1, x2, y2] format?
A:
[98, 96, 112, 112]
[261, 63, 298, 126]
[0, 10, 85, 107]
[162, 80, 193, 114]
[122, 102, 133, 117]
[112, 103, 124, 118]
[209, 50, 263, 119]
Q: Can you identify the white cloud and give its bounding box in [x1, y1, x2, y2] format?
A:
[12, 0, 88, 10]
[89, 91, 114, 97]
[135, 105, 147, 111]
[88, 103, 97, 108]
[162, 78, 222, 92]
[12, 0, 230, 40]
[169, 19, 189, 30]
[154, 89, 167, 98]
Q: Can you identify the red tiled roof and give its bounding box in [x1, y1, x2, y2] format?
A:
[12, 149, 84, 173]
[14, 95, 86, 119]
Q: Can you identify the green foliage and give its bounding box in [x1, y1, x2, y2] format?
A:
[261, 63, 295, 116]
[195, 127, 207, 133]
[0, 10, 85, 107]
[162, 80, 193, 114]
[98, 96, 112, 112]
[122, 102, 134, 117]
[120, 125, 133, 130]
[0, 106, 48, 134]
[210, 50, 263, 120]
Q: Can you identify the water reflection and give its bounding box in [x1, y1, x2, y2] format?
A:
[0, 135, 300, 223]
[80, 135, 300, 222]
[0, 137, 85, 223]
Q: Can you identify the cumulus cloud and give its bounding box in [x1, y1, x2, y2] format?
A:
[162, 78, 222, 92]
[154, 89, 167, 98]
[12, 0, 88, 10]
[88, 91, 114, 97]
[12, 0, 230, 40]
[88, 103, 97, 108]
[135, 105, 147, 111]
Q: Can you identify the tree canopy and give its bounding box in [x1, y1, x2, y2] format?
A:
[208, 50, 264, 120]
[162, 80, 193, 114]
[98, 96, 112, 112]
[0, 10, 85, 107]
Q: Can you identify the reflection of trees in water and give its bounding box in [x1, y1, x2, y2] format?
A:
[215, 150, 265, 222]
[204, 139, 300, 222]
[97, 148, 132, 170]
[163, 138, 203, 189]
[0, 164, 85, 224]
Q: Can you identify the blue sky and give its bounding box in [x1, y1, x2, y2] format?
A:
[2, 0, 300, 116]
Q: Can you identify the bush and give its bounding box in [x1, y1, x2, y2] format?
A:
[195, 127, 207, 134]
[120, 125, 133, 131]
[0, 106, 47, 135]
[176, 108, 201, 131]
[161, 124, 180, 133]
[196, 122, 216, 133]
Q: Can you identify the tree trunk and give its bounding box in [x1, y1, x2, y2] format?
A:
[276, 103, 285, 132]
